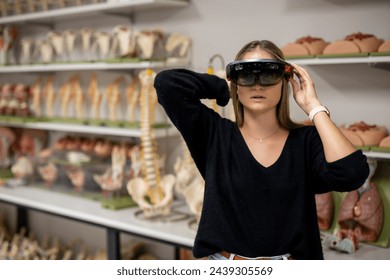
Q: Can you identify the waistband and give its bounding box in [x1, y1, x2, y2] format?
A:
[220, 251, 293, 260]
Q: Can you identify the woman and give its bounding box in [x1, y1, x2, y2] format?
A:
[154, 40, 369, 260]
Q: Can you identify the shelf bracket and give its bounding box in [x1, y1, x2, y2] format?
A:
[106, 227, 121, 260]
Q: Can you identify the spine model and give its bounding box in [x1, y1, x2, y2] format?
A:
[127, 69, 174, 218]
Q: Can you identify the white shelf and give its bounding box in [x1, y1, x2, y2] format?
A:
[287, 55, 390, 66]
[323, 243, 390, 260]
[0, 60, 189, 73]
[0, 121, 177, 138]
[0, 185, 195, 248]
[0, 0, 189, 24]
[363, 151, 390, 160]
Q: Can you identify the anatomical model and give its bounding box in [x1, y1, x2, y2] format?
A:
[0, 25, 17, 65]
[94, 144, 127, 194]
[30, 77, 42, 117]
[0, 83, 16, 115]
[20, 37, 33, 64]
[165, 32, 191, 62]
[66, 167, 85, 192]
[87, 73, 102, 120]
[110, 25, 134, 58]
[127, 69, 175, 218]
[174, 139, 204, 220]
[33, 39, 53, 64]
[136, 30, 163, 59]
[126, 75, 141, 122]
[14, 83, 30, 117]
[0, 127, 15, 168]
[105, 76, 124, 122]
[11, 130, 47, 180]
[47, 31, 64, 62]
[37, 161, 58, 187]
[60, 76, 75, 118]
[315, 192, 334, 231]
[72, 75, 84, 119]
[42, 75, 56, 118]
[92, 31, 110, 60]
[325, 159, 384, 253]
[80, 28, 94, 61]
[63, 30, 77, 61]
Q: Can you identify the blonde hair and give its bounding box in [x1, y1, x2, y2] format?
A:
[230, 40, 303, 129]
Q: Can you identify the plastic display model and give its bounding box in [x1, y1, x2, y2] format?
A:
[325, 159, 384, 253]
[87, 73, 102, 120]
[127, 69, 175, 218]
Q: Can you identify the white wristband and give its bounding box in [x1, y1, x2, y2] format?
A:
[308, 106, 330, 122]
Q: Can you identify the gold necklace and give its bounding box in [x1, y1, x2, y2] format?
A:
[242, 126, 280, 143]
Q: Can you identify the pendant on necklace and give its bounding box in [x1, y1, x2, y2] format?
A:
[259, 139, 263, 143]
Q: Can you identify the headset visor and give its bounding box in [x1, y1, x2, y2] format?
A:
[226, 59, 293, 87]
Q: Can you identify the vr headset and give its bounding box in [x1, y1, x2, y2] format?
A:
[226, 59, 293, 87]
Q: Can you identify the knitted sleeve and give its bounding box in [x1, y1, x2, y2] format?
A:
[308, 127, 369, 193]
[154, 68, 230, 175]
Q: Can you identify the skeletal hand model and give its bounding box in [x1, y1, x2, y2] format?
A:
[127, 69, 175, 217]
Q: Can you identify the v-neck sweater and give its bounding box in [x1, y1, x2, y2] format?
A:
[154, 69, 369, 260]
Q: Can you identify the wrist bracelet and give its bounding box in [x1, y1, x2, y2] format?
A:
[308, 106, 330, 122]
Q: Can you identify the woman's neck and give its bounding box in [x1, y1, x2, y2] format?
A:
[242, 109, 280, 134]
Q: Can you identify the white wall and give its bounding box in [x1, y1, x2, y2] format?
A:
[135, 0, 390, 127]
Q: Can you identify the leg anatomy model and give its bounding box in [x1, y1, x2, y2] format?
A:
[87, 73, 102, 120]
[127, 69, 175, 218]
[105, 76, 124, 122]
[126, 75, 141, 123]
[43, 75, 55, 118]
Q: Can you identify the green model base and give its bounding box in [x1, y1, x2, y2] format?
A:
[328, 161, 390, 248]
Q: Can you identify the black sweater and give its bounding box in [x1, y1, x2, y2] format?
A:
[154, 69, 369, 260]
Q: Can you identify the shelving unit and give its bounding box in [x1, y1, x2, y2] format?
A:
[287, 55, 390, 66]
[0, 60, 189, 73]
[0, 0, 191, 260]
[0, 120, 177, 138]
[0, 0, 189, 24]
[0, 185, 195, 259]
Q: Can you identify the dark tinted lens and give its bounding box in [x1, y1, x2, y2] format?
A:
[258, 63, 284, 86]
[236, 72, 256, 86]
